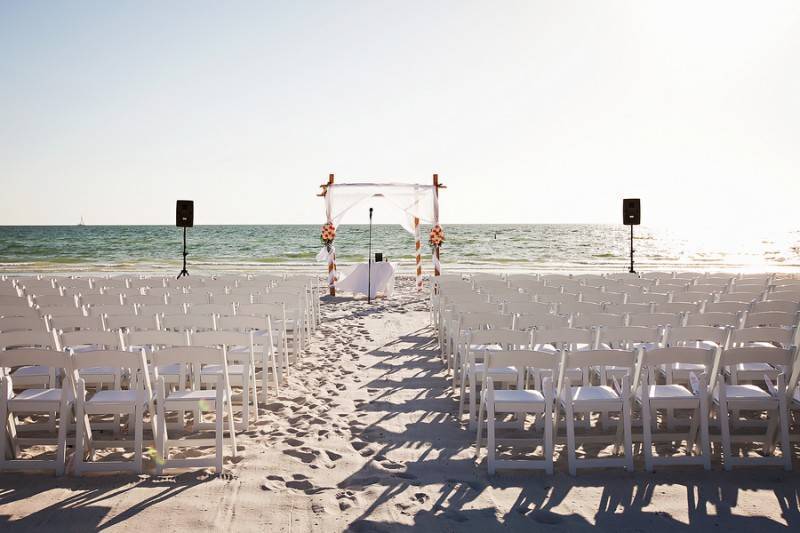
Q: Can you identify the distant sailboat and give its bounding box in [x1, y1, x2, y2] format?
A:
[78, 216, 85, 226]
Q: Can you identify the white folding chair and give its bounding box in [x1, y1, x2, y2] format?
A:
[475, 349, 558, 475]
[153, 346, 237, 474]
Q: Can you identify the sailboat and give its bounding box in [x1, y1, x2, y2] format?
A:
[78, 215, 85, 226]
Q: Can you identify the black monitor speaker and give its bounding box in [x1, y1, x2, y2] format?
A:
[623, 198, 640, 226]
[176, 200, 194, 228]
[375, 252, 383, 262]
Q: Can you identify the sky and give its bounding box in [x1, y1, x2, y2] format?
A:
[1, 1, 799, 229]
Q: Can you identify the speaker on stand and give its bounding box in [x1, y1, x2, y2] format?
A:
[623, 198, 640, 274]
[176, 200, 194, 278]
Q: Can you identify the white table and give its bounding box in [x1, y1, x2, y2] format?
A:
[336, 262, 397, 299]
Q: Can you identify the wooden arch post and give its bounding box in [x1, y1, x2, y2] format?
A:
[326, 174, 337, 296]
[433, 173, 442, 278]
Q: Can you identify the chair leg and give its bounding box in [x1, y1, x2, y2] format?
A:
[565, 400, 577, 476]
[468, 371, 478, 430]
[156, 384, 167, 475]
[641, 398, 654, 472]
[718, 396, 733, 471]
[475, 391, 485, 461]
[215, 401, 224, 474]
[56, 400, 70, 476]
[622, 400, 634, 472]
[74, 399, 85, 476]
[779, 394, 793, 471]
[0, 384, 8, 469]
[699, 395, 711, 471]
[457, 369, 467, 422]
[487, 400, 496, 475]
[134, 399, 144, 474]
[544, 402, 554, 475]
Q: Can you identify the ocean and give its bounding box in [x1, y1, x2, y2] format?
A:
[0, 224, 798, 275]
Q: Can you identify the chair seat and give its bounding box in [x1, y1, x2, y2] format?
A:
[714, 384, 773, 403]
[79, 366, 117, 376]
[165, 389, 226, 403]
[156, 363, 182, 375]
[468, 364, 517, 379]
[8, 388, 69, 408]
[493, 389, 546, 410]
[469, 343, 502, 351]
[637, 384, 696, 400]
[11, 365, 52, 378]
[87, 390, 141, 405]
[733, 362, 776, 372]
[569, 385, 621, 404]
[201, 364, 246, 376]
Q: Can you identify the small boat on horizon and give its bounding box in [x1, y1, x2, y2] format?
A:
[78, 216, 85, 226]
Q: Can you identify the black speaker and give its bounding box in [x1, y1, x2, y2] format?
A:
[375, 252, 383, 262]
[176, 200, 194, 228]
[623, 198, 640, 226]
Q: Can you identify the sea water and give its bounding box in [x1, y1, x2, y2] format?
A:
[0, 224, 798, 275]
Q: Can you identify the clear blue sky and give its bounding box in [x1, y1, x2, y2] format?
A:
[1, 1, 799, 228]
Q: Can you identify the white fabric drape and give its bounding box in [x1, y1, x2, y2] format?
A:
[318, 183, 437, 261]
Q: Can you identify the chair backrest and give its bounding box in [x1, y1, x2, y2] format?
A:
[210, 293, 244, 305]
[0, 347, 69, 375]
[191, 331, 252, 363]
[656, 302, 701, 314]
[105, 314, 159, 332]
[127, 330, 190, 350]
[717, 347, 794, 372]
[514, 313, 569, 331]
[170, 292, 211, 305]
[452, 302, 501, 314]
[685, 311, 740, 328]
[151, 346, 230, 389]
[138, 304, 186, 316]
[217, 315, 269, 331]
[559, 301, 603, 316]
[88, 304, 137, 318]
[61, 330, 125, 350]
[0, 316, 48, 333]
[533, 327, 594, 348]
[628, 313, 680, 328]
[751, 301, 800, 315]
[535, 292, 579, 305]
[458, 312, 514, 331]
[716, 293, 757, 303]
[571, 313, 625, 329]
[729, 327, 796, 348]
[160, 313, 216, 332]
[82, 294, 124, 306]
[484, 349, 560, 389]
[665, 325, 730, 347]
[70, 349, 151, 393]
[237, 302, 284, 318]
[0, 329, 60, 350]
[188, 303, 236, 316]
[0, 295, 26, 306]
[0, 304, 38, 318]
[626, 292, 669, 305]
[598, 326, 662, 348]
[704, 301, 750, 314]
[467, 329, 532, 350]
[640, 346, 715, 370]
[33, 294, 77, 308]
[744, 311, 797, 329]
[605, 302, 652, 315]
[50, 315, 105, 332]
[127, 294, 168, 306]
[766, 291, 800, 303]
[560, 348, 639, 390]
[502, 301, 551, 315]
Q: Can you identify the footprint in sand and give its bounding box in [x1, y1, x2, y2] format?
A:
[283, 448, 319, 464]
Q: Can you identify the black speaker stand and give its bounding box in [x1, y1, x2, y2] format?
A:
[177, 226, 189, 279]
[628, 224, 636, 274]
[367, 207, 373, 303]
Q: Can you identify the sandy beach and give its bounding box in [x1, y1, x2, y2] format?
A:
[0, 275, 796, 532]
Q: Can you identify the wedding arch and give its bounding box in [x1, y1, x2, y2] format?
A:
[317, 174, 445, 295]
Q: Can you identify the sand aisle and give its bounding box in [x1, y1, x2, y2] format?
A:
[0, 278, 798, 532]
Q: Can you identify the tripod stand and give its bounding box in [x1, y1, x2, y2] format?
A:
[367, 207, 373, 303]
[177, 226, 189, 279]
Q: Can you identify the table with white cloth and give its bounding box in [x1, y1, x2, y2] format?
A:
[335, 262, 397, 299]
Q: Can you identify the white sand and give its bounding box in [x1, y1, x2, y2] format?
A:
[0, 275, 798, 532]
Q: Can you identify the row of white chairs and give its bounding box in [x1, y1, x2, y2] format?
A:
[432, 272, 800, 475]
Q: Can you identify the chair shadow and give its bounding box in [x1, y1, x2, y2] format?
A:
[339, 324, 800, 532]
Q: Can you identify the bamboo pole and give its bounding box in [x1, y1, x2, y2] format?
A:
[326, 173, 337, 296]
[414, 216, 422, 291]
[432, 174, 441, 278]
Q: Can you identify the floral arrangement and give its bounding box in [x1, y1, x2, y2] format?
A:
[429, 224, 445, 248]
[321, 222, 336, 249]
